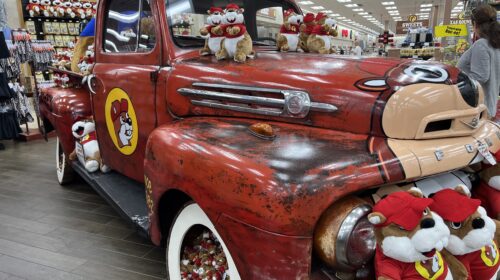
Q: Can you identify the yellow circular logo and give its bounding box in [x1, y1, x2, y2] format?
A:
[104, 88, 138, 155]
[458, 12, 465, 20]
[408, 15, 418, 22]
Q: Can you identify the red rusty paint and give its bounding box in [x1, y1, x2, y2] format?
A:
[144, 118, 401, 240]
[39, 87, 92, 154]
[37, 0, 499, 278]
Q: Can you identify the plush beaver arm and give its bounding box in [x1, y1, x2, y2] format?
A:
[378, 277, 393, 280]
[441, 250, 468, 279]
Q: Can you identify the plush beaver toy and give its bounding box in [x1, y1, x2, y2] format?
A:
[306, 13, 338, 54]
[368, 188, 458, 280]
[215, 4, 255, 63]
[199, 7, 224, 56]
[276, 9, 303, 52]
[69, 120, 110, 173]
[430, 186, 500, 280]
[299, 13, 315, 52]
[474, 151, 500, 220]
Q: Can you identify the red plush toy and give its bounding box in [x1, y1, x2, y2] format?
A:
[368, 188, 455, 280]
[430, 186, 500, 280]
[474, 151, 500, 220]
[26, 0, 42, 17]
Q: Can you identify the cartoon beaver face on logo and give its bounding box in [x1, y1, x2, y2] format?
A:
[110, 99, 133, 148]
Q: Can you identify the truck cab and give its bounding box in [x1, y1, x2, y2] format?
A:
[38, 0, 500, 279]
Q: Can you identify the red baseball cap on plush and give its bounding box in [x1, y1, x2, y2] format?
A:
[225, 3, 240, 10]
[372, 191, 433, 230]
[429, 189, 481, 223]
[209, 7, 223, 14]
[304, 13, 315, 23]
[315, 12, 327, 21]
[495, 151, 500, 162]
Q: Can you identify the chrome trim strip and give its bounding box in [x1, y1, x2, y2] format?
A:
[192, 100, 283, 116]
[179, 88, 284, 108]
[192, 82, 283, 94]
[178, 83, 338, 118]
[335, 204, 373, 271]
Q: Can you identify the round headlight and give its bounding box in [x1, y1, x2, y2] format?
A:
[314, 197, 375, 272]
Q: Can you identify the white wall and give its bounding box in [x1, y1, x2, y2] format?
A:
[5, 0, 23, 29]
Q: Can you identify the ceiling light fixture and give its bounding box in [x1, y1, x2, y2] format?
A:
[311, 6, 325, 10]
[345, 4, 359, 7]
[298, 1, 314, 4]
[381, 1, 394, 5]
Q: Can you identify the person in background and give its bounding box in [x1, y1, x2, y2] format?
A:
[457, 4, 500, 119]
[353, 41, 363, 57]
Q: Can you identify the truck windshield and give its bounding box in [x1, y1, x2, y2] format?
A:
[165, 0, 298, 48]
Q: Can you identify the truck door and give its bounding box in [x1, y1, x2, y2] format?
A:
[92, 0, 160, 182]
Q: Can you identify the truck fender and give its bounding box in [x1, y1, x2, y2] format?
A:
[143, 117, 402, 246]
[38, 87, 92, 155]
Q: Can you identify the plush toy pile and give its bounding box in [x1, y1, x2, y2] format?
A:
[180, 230, 229, 280]
[369, 184, 500, 280]
[199, 8, 344, 60]
[26, 0, 96, 19]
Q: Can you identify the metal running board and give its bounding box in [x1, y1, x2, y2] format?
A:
[71, 162, 150, 238]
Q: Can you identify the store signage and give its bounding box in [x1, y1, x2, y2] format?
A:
[434, 24, 468, 37]
[396, 20, 429, 34]
[408, 15, 418, 22]
[450, 12, 471, 24]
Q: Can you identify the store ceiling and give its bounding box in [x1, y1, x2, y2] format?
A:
[297, 0, 464, 35]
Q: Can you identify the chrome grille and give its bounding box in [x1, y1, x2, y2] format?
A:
[178, 83, 337, 119]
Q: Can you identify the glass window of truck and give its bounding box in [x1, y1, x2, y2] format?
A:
[165, 0, 297, 48]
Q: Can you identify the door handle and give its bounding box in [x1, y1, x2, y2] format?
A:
[87, 74, 97, 94]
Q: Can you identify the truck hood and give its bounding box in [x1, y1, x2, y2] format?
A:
[167, 51, 483, 138]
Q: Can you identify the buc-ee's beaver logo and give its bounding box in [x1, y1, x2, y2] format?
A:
[105, 88, 138, 155]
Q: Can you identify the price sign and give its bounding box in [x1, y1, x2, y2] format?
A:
[434, 24, 468, 37]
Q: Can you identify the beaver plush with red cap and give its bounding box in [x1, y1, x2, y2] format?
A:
[215, 4, 255, 63]
[199, 7, 225, 56]
[306, 13, 337, 54]
[430, 185, 500, 280]
[276, 9, 303, 52]
[474, 151, 500, 220]
[299, 13, 315, 52]
[368, 188, 462, 280]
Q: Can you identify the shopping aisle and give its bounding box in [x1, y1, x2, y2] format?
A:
[0, 139, 166, 280]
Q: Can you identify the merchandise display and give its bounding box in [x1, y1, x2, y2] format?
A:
[2, 0, 499, 279]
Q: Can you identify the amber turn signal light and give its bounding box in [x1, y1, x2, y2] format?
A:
[249, 123, 275, 140]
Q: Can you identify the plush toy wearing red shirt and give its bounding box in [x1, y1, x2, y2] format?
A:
[368, 188, 459, 280]
[299, 13, 315, 52]
[26, 0, 42, 17]
[430, 186, 500, 280]
[306, 13, 338, 54]
[199, 7, 225, 56]
[215, 4, 255, 63]
[276, 9, 303, 52]
[474, 151, 500, 220]
[69, 120, 110, 173]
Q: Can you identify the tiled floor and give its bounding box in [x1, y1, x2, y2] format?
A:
[0, 138, 166, 280]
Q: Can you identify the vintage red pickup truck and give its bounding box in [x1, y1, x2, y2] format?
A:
[38, 0, 500, 279]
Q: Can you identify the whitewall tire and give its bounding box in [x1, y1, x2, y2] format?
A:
[56, 137, 74, 185]
[167, 203, 241, 280]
